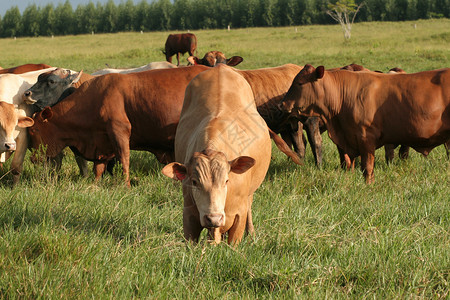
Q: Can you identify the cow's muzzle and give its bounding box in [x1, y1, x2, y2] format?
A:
[23, 91, 37, 104]
[4, 142, 16, 151]
[203, 213, 225, 228]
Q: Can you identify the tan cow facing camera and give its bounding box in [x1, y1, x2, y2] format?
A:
[162, 65, 271, 244]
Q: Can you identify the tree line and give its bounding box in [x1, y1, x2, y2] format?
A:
[0, 0, 448, 38]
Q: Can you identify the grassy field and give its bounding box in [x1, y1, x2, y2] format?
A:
[0, 19, 449, 298]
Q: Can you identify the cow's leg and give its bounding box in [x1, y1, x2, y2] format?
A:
[290, 120, 307, 160]
[227, 213, 246, 244]
[281, 130, 305, 163]
[74, 154, 89, 177]
[49, 152, 64, 171]
[399, 145, 410, 160]
[176, 53, 180, 66]
[444, 140, 450, 159]
[360, 147, 376, 184]
[10, 131, 28, 186]
[207, 228, 222, 244]
[246, 194, 255, 237]
[108, 120, 132, 186]
[93, 161, 107, 180]
[384, 144, 396, 164]
[305, 117, 323, 167]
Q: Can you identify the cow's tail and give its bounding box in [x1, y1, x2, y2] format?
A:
[268, 128, 303, 165]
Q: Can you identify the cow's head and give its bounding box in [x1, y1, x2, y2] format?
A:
[161, 149, 255, 228]
[28, 107, 61, 160]
[279, 64, 325, 117]
[23, 68, 82, 110]
[0, 101, 34, 152]
[187, 51, 243, 67]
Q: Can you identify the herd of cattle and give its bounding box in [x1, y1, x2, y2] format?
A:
[1, 33, 449, 243]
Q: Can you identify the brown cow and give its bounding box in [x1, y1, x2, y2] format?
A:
[187, 51, 243, 67]
[23, 68, 95, 176]
[28, 66, 212, 186]
[0, 63, 52, 75]
[162, 65, 271, 244]
[163, 33, 197, 66]
[280, 64, 450, 183]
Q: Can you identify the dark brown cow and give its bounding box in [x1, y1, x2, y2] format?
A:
[280, 64, 450, 183]
[187, 51, 243, 67]
[0, 63, 52, 75]
[28, 66, 211, 186]
[163, 33, 197, 66]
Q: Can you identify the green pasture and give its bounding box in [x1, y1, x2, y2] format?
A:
[0, 20, 449, 298]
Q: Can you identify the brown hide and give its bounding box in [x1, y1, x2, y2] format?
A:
[164, 33, 197, 66]
[0, 64, 52, 74]
[29, 65, 209, 185]
[281, 65, 450, 183]
[237, 64, 308, 165]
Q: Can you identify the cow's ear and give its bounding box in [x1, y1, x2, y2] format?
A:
[17, 116, 34, 128]
[41, 107, 53, 121]
[229, 156, 255, 174]
[161, 162, 187, 181]
[316, 66, 325, 79]
[70, 70, 83, 84]
[226, 56, 243, 66]
[187, 56, 200, 65]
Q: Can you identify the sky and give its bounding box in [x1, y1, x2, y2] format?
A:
[0, 0, 139, 16]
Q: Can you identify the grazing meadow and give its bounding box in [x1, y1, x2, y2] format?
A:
[0, 19, 449, 298]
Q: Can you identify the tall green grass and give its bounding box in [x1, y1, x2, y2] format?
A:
[0, 20, 449, 298]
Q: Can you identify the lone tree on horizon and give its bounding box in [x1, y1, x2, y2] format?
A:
[327, 0, 363, 40]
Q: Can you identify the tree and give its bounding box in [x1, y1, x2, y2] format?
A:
[2, 6, 22, 37]
[326, 0, 363, 40]
[39, 4, 56, 36]
[22, 4, 41, 37]
[54, 1, 75, 35]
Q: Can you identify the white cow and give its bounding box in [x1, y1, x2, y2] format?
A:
[92, 61, 177, 75]
[0, 67, 60, 184]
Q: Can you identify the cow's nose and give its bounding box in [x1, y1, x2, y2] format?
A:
[204, 214, 225, 228]
[5, 142, 16, 151]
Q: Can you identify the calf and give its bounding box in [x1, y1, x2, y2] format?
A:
[163, 33, 197, 66]
[280, 65, 450, 183]
[162, 65, 271, 244]
[0, 102, 34, 163]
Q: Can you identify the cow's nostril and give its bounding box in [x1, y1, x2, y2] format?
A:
[204, 214, 224, 228]
[25, 91, 31, 97]
[5, 142, 15, 150]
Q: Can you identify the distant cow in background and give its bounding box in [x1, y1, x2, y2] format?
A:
[187, 51, 243, 67]
[0, 63, 52, 75]
[163, 33, 197, 66]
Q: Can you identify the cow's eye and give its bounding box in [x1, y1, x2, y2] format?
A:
[192, 179, 198, 187]
[49, 80, 55, 84]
